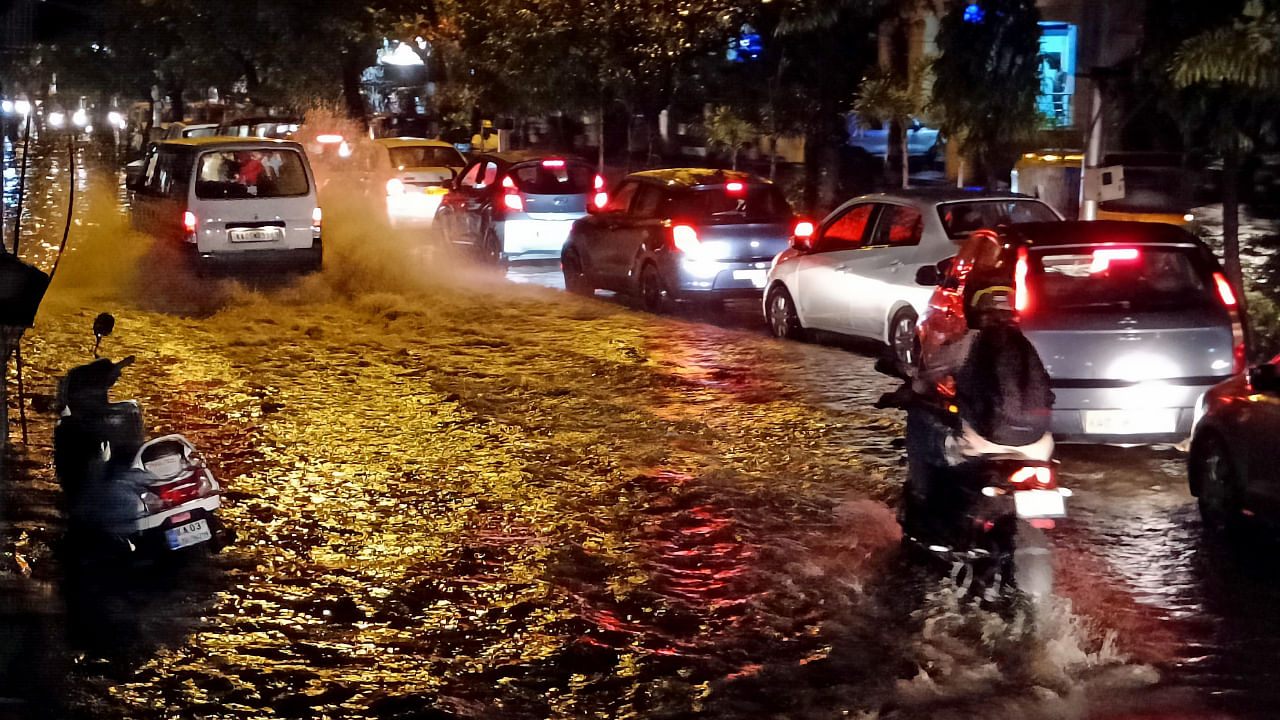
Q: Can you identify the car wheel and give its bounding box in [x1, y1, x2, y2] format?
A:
[766, 285, 805, 340]
[562, 247, 593, 296]
[479, 228, 505, 268]
[639, 263, 671, 314]
[1195, 433, 1244, 535]
[888, 308, 920, 378]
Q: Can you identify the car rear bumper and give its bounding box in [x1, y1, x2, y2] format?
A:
[1049, 380, 1224, 444]
[499, 217, 582, 259]
[671, 258, 772, 297]
[196, 241, 322, 272]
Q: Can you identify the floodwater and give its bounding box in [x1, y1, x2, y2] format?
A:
[2, 139, 1280, 718]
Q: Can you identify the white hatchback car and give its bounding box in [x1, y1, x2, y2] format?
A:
[762, 190, 1061, 373]
[374, 137, 467, 228]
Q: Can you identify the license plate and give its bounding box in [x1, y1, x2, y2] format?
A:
[733, 269, 766, 287]
[1083, 408, 1178, 435]
[1014, 489, 1066, 519]
[165, 519, 212, 549]
[229, 227, 282, 243]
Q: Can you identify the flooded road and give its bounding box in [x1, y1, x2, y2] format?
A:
[2, 142, 1280, 718]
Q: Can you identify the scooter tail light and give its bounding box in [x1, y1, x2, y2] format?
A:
[1010, 465, 1055, 489]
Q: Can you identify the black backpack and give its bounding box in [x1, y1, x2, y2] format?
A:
[955, 325, 1054, 447]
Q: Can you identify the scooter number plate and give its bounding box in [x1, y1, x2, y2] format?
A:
[1013, 489, 1066, 519]
[166, 519, 212, 549]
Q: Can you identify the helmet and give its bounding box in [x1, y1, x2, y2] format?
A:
[963, 271, 1016, 329]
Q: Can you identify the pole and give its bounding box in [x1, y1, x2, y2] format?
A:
[1079, 83, 1104, 220]
[12, 113, 31, 254]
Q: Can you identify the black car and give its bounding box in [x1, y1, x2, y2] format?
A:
[434, 151, 597, 265]
[561, 168, 799, 312]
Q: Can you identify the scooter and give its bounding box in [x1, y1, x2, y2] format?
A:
[895, 394, 1070, 606]
[54, 313, 228, 557]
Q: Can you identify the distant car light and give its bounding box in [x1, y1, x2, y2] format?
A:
[1183, 213, 1195, 223]
[48, 111, 65, 128]
[72, 109, 88, 127]
[14, 100, 30, 116]
[1, 101, 12, 114]
[107, 111, 126, 129]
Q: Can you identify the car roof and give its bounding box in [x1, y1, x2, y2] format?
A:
[159, 136, 302, 149]
[219, 116, 301, 126]
[374, 137, 457, 149]
[473, 150, 591, 165]
[627, 168, 760, 188]
[1004, 220, 1202, 247]
[854, 188, 1036, 204]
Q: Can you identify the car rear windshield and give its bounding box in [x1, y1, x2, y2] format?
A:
[195, 149, 309, 199]
[510, 162, 594, 195]
[667, 185, 793, 224]
[938, 199, 1058, 237]
[389, 146, 465, 169]
[1030, 246, 1216, 313]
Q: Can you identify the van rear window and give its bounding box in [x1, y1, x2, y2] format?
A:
[1031, 246, 1215, 313]
[195, 149, 309, 199]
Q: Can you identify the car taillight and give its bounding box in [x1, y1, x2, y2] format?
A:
[312, 207, 322, 232]
[501, 175, 516, 189]
[386, 178, 405, 196]
[593, 192, 609, 209]
[1089, 247, 1139, 273]
[183, 211, 197, 234]
[1009, 465, 1055, 489]
[1014, 246, 1030, 313]
[594, 174, 605, 190]
[1214, 272, 1246, 372]
[794, 220, 815, 239]
[503, 193, 524, 211]
[670, 224, 700, 253]
[1213, 271, 1237, 307]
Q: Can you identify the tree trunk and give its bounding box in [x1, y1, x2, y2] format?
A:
[900, 122, 910, 189]
[340, 48, 366, 120]
[598, 100, 606, 175]
[769, 135, 778, 181]
[731, 147, 738, 171]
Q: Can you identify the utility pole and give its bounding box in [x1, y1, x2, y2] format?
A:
[1079, 82, 1104, 220]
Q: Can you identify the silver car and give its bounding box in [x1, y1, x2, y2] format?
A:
[917, 221, 1244, 444]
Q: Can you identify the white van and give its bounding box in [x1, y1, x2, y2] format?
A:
[128, 137, 322, 273]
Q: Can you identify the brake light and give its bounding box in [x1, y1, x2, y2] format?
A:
[541, 159, 565, 168]
[1014, 246, 1030, 313]
[183, 211, 197, 234]
[1213, 271, 1237, 307]
[725, 181, 745, 194]
[386, 178, 405, 195]
[1089, 247, 1140, 273]
[141, 470, 210, 512]
[1010, 466, 1055, 488]
[594, 174, 605, 190]
[312, 207, 322, 232]
[794, 220, 815, 239]
[316, 133, 344, 144]
[501, 175, 516, 189]
[593, 192, 609, 209]
[1234, 341, 1247, 374]
[671, 224, 700, 253]
[503, 193, 524, 211]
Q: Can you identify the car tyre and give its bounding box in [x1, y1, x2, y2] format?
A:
[562, 247, 594, 296]
[1194, 433, 1244, 536]
[639, 263, 671, 314]
[479, 228, 505, 269]
[888, 308, 920, 378]
[766, 285, 806, 340]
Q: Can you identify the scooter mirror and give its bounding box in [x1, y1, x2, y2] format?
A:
[93, 312, 115, 339]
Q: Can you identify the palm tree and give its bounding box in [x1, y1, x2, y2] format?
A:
[853, 62, 927, 188]
[1171, 3, 1280, 291]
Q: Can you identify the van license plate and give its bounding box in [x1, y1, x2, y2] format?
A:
[229, 228, 282, 243]
[1083, 409, 1177, 435]
[165, 519, 212, 549]
[1014, 489, 1066, 519]
[732, 269, 766, 287]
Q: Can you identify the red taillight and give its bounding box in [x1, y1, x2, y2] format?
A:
[725, 181, 745, 193]
[1234, 341, 1247, 374]
[316, 133, 344, 144]
[312, 207, 322, 231]
[1089, 247, 1139, 273]
[1213, 271, 1237, 307]
[183, 211, 197, 234]
[541, 159, 565, 168]
[501, 175, 516, 189]
[592, 192, 608, 209]
[794, 220, 815, 239]
[671, 224, 700, 253]
[1014, 246, 1030, 313]
[503, 193, 524, 211]
[594, 174, 605, 190]
[1010, 466, 1055, 489]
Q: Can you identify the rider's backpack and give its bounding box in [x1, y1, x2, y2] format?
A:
[955, 325, 1054, 447]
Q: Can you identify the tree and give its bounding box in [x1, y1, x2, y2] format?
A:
[704, 105, 757, 169]
[1171, 2, 1280, 290]
[929, 0, 1042, 188]
[852, 61, 927, 188]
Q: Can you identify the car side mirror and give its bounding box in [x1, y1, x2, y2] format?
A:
[1248, 364, 1280, 393]
[915, 265, 940, 286]
[789, 232, 814, 252]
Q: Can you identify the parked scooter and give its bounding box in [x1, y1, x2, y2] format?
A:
[54, 313, 229, 557]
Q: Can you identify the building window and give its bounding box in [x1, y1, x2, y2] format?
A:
[1038, 23, 1077, 128]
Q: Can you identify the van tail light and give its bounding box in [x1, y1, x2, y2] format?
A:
[386, 178, 405, 196]
[594, 174, 605, 190]
[503, 193, 524, 212]
[670, 224, 700, 254]
[183, 211, 197, 234]
[312, 207, 323, 233]
[1014, 246, 1030, 313]
[1213, 271, 1238, 307]
[593, 192, 609, 209]
[793, 220, 815, 239]
[1214, 272, 1246, 373]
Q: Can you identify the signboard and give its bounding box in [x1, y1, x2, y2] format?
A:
[1083, 165, 1125, 203]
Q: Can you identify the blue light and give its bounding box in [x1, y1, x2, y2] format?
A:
[963, 3, 984, 22]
